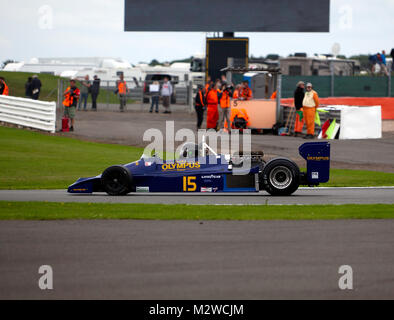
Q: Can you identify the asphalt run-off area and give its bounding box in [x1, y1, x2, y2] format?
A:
[1, 219, 394, 299]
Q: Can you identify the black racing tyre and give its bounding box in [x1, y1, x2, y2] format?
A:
[101, 165, 134, 196]
[260, 158, 300, 196]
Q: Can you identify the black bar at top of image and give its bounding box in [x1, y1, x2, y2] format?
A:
[124, 0, 330, 32]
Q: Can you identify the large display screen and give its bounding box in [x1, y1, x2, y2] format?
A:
[206, 38, 248, 81]
[125, 0, 330, 32]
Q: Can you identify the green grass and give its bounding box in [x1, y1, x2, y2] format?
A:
[0, 71, 61, 101]
[325, 169, 394, 187]
[0, 71, 134, 104]
[0, 126, 144, 189]
[1, 125, 394, 190]
[1, 202, 394, 220]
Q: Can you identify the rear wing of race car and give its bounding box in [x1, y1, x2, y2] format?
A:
[299, 142, 330, 185]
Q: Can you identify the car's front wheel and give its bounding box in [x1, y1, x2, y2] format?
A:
[101, 165, 134, 196]
[260, 158, 300, 196]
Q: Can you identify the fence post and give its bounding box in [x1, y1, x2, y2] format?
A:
[226, 57, 234, 84]
[188, 80, 193, 113]
[330, 61, 335, 97]
[106, 80, 109, 109]
[276, 73, 282, 123]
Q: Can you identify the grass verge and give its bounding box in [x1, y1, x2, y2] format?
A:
[1, 126, 394, 189]
[0, 202, 394, 220]
[0, 126, 143, 189]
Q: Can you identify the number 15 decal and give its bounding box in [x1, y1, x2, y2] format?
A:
[183, 176, 197, 192]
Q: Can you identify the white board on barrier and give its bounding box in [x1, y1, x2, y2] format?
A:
[149, 84, 160, 92]
[339, 106, 382, 139]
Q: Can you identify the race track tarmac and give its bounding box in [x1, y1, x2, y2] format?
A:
[1, 219, 394, 299]
[1, 187, 394, 205]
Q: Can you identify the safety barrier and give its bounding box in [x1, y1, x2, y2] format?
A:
[0, 95, 56, 133]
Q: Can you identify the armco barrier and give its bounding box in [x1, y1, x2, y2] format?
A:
[0, 95, 56, 133]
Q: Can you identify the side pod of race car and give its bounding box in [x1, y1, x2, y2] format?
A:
[68, 141, 330, 196]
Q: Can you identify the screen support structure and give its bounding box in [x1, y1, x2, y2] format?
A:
[223, 32, 235, 38]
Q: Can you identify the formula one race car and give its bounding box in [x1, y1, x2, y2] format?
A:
[68, 139, 330, 196]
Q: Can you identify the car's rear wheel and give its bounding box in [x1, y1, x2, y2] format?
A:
[260, 158, 300, 196]
[101, 165, 134, 196]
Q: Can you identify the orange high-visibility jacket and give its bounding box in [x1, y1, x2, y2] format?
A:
[220, 90, 230, 108]
[63, 86, 80, 107]
[1, 81, 8, 96]
[232, 89, 239, 99]
[117, 81, 127, 94]
[270, 91, 277, 99]
[206, 88, 219, 105]
[241, 87, 253, 100]
[230, 108, 250, 126]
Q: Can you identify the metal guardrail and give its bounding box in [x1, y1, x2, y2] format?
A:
[0, 95, 56, 133]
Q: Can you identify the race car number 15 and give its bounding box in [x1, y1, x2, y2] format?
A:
[183, 176, 197, 192]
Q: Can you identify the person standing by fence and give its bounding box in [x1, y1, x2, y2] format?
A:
[293, 81, 305, 137]
[0, 77, 9, 95]
[194, 85, 206, 130]
[25, 77, 33, 98]
[302, 83, 319, 139]
[149, 81, 160, 113]
[91, 75, 100, 111]
[116, 74, 129, 112]
[31, 75, 42, 100]
[219, 84, 232, 132]
[232, 84, 242, 99]
[205, 75, 212, 92]
[240, 81, 253, 100]
[161, 77, 173, 114]
[78, 75, 91, 111]
[206, 82, 221, 130]
[377, 52, 389, 76]
[63, 79, 80, 132]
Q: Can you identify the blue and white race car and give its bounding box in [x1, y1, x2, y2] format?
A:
[68, 140, 330, 196]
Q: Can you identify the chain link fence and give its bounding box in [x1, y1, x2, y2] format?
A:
[57, 78, 195, 110]
[282, 74, 393, 98]
[56, 73, 393, 111]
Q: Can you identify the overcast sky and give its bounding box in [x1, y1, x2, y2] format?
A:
[0, 0, 393, 64]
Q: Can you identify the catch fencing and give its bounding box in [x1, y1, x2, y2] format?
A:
[0, 95, 56, 133]
[58, 79, 194, 109]
[282, 75, 393, 98]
